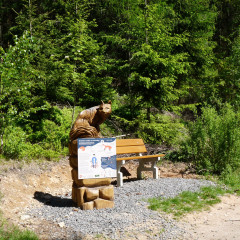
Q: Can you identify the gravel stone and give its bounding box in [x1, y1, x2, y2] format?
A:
[28, 178, 215, 239]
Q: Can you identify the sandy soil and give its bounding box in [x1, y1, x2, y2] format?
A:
[180, 194, 240, 240]
[0, 158, 239, 240]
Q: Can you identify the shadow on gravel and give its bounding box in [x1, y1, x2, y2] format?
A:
[34, 191, 74, 208]
[111, 177, 139, 186]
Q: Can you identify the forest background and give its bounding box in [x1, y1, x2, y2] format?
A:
[1, 0, 240, 182]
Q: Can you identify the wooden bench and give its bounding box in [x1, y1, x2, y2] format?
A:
[116, 139, 165, 187]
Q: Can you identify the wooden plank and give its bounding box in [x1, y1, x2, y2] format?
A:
[116, 145, 147, 154]
[116, 139, 144, 147]
[117, 154, 165, 161]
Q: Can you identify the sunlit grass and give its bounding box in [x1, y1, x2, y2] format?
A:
[148, 186, 230, 218]
[0, 225, 38, 240]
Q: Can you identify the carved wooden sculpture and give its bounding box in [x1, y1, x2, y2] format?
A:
[70, 100, 112, 141]
[69, 100, 114, 210]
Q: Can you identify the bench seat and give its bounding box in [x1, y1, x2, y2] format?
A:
[116, 139, 165, 187]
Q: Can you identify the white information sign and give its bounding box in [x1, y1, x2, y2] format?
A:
[77, 138, 117, 179]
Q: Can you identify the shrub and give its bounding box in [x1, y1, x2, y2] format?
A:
[220, 166, 240, 193]
[2, 125, 60, 161]
[2, 126, 27, 159]
[182, 104, 240, 174]
[137, 113, 187, 146]
[2, 106, 73, 160]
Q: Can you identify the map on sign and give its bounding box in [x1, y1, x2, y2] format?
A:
[77, 138, 117, 179]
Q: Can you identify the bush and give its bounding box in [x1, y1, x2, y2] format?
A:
[220, 166, 240, 193]
[2, 106, 73, 160]
[2, 126, 27, 159]
[182, 104, 240, 174]
[2, 125, 60, 161]
[137, 113, 187, 146]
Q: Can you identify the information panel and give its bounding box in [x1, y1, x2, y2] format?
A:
[77, 138, 117, 179]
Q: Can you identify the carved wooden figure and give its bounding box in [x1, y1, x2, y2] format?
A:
[70, 100, 112, 141]
[69, 100, 114, 210]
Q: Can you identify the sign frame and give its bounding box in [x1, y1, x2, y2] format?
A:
[77, 138, 117, 179]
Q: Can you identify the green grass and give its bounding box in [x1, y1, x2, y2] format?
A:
[0, 226, 38, 240]
[220, 168, 240, 195]
[148, 186, 230, 218]
[0, 198, 38, 240]
[0, 216, 39, 240]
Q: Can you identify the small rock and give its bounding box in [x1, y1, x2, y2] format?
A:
[58, 222, 65, 228]
[21, 215, 30, 220]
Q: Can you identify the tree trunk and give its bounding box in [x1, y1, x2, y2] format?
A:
[147, 107, 151, 123]
[71, 104, 75, 129]
[29, 0, 33, 37]
[0, 133, 3, 154]
[145, 0, 148, 44]
[0, 20, 2, 47]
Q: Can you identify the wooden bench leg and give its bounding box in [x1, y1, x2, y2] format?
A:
[117, 160, 125, 187]
[153, 161, 159, 179]
[137, 157, 160, 180]
[137, 162, 143, 179]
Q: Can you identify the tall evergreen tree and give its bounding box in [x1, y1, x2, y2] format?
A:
[10, 0, 114, 107]
[169, 0, 217, 108]
[213, 0, 240, 107]
[90, 0, 217, 120]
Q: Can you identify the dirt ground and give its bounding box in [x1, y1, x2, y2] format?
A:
[181, 194, 240, 240]
[0, 158, 240, 240]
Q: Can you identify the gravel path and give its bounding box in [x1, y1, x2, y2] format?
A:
[29, 178, 215, 239]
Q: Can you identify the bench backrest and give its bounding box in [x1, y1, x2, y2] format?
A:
[116, 139, 147, 155]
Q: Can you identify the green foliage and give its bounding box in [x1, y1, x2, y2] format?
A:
[218, 34, 240, 107]
[2, 124, 59, 161]
[0, 198, 38, 240]
[1, 0, 240, 162]
[148, 186, 227, 217]
[137, 113, 187, 146]
[182, 105, 240, 174]
[172, 0, 218, 106]
[0, 32, 41, 126]
[99, 120, 120, 138]
[2, 126, 28, 159]
[220, 167, 240, 195]
[94, 0, 217, 119]
[0, 212, 38, 240]
[0, 228, 38, 240]
[113, 104, 140, 121]
[1, 107, 72, 160]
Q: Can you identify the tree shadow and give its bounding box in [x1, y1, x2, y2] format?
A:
[34, 191, 75, 208]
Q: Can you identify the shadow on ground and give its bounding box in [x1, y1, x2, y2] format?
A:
[34, 191, 74, 207]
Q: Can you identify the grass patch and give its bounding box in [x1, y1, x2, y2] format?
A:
[94, 233, 108, 239]
[220, 167, 240, 195]
[0, 225, 38, 240]
[0, 196, 38, 240]
[148, 186, 230, 218]
[0, 214, 38, 240]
